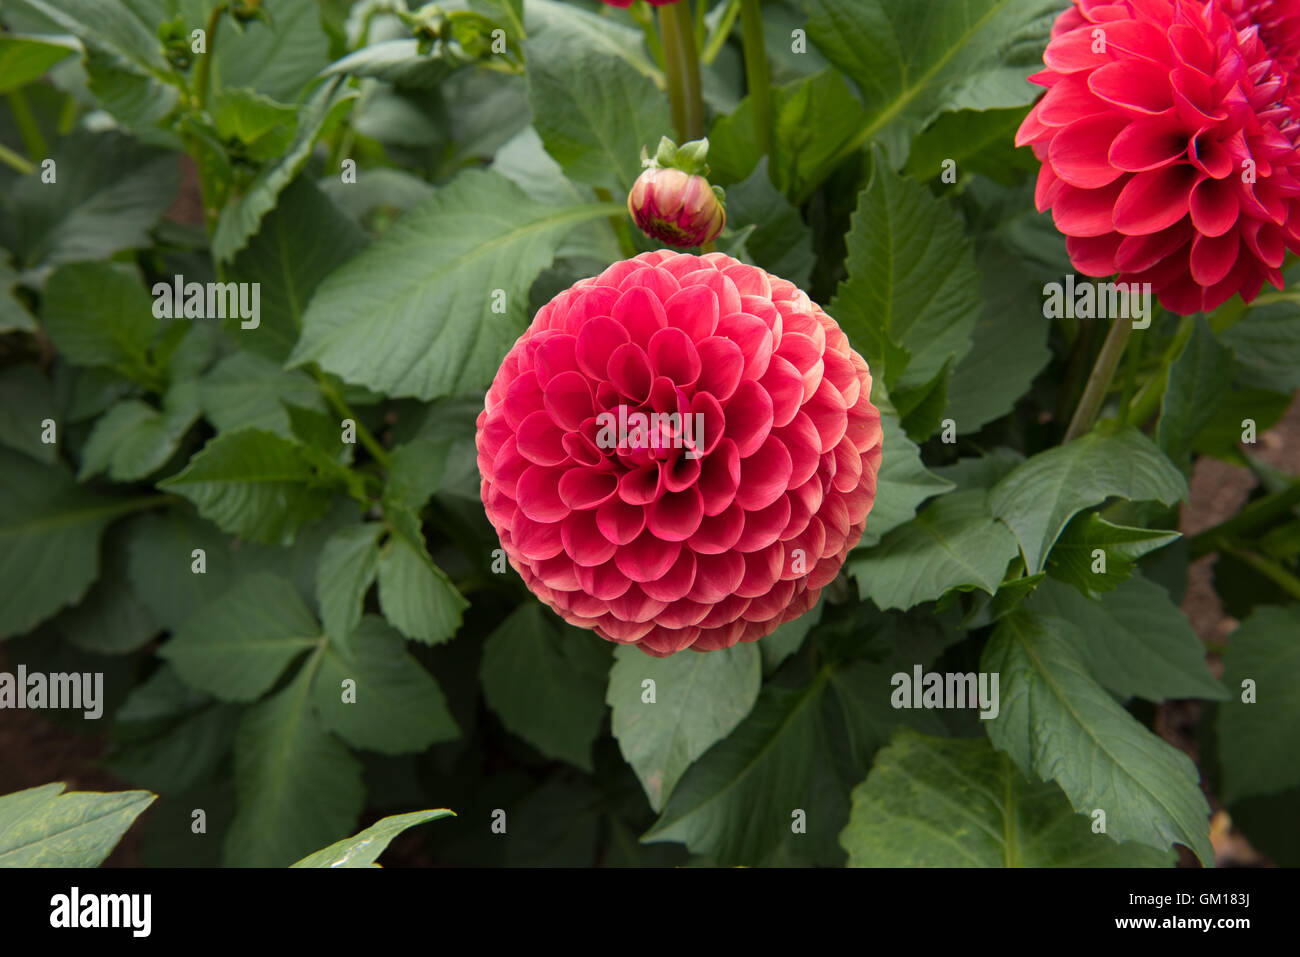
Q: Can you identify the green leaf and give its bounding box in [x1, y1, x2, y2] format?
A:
[158, 428, 340, 545]
[8, 131, 179, 275]
[829, 156, 979, 391]
[212, 87, 297, 160]
[198, 352, 326, 438]
[709, 69, 868, 199]
[891, 357, 952, 442]
[1221, 300, 1300, 393]
[225, 663, 364, 867]
[840, 730, 1174, 866]
[322, 38, 476, 89]
[315, 523, 383, 643]
[212, 78, 355, 262]
[291, 808, 456, 868]
[41, 263, 158, 385]
[210, 0, 331, 103]
[759, 599, 822, 675]
[0, 364, 57, 464]
[0, 782, 155, 867]
[608, 642, 761, 812]
[289, 169, 617, 400]
[383, 438, 451, 515]
[0, 35, 75, 94]
[1028, 576, 1227, 703]
[989, 425, 1187, 573]
[851, 489, 1019, 611]
[904, 107, 1038, 185]
[858, 390, 954, 548]
[311, 616, 459, 754]
[1045, 512, 1180, 596]
[1158, 316, 1234, 467]
[827, 658, 948, 770]
[524, 0, 667, 190]
[159, 573, 320, 702]
[804, 0, 1059, 164]
[56, 517, 158, 655]
[1217, 605, 1300, 802]
[78, 393, 199, 482]
[0, 449, 149, 639]
[480, 603, 611, 771]
[722, 158, 814, 288]
[124, 507, 242, 632]
[642, 674, 828, 865]
[12, 0, 171, 76]
[0, 257, 37, 333]
[982, 610, 1215, 865]
[376, 511, 467, 645]
[944, 228, 1053, 431]
[226, 176, 367, 362]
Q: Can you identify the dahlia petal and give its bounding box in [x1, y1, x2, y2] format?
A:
[688, 390, 724, 456]
[688, 501, 746, 553]
[1107, 117, 1190, 172]
[1189, 175, 1240, 237]
[596, 497, 646, 545]
[575, 560, 632, 601]
[697, 438, 741, 516]
[617, 463, 662, 505]
[1113, 165, 1197, 235]
[1066, 233, 1123, 276]
[736, 544, 784, 599]
[663, 284, 719, 339]
[1053, 179, 1126, 237]
[760, 355, 805, 428]
[647, 326, 701, 387]
[1189, 230, 1239, 287]
[1050, 113, 1130, 187]
[735, 435, 794, 512]
[646, 487, 705, 541]
[511, 513, 564, 561]
[612, 285, 667, 345]
[544, 370, 594, 430]
[562, 509, 617, 566]
[575, 315, 630, 381]
[516, 465, 570, 522]
[716, 311, 774, 380]
[1037, 74, 1108, 127]
[1088, 60, 1175, 115]
[614, 530, 681, 583]
[695, 336, 746, 402]
[734, 494, 791, 552]
[516, 410, 568, 466]
[606, 342, 654, 403]
[723, 379, 775, 458]
[558, 467, 618, 510]
[638, 549, 697, 603]
[688, 551, 746, 604]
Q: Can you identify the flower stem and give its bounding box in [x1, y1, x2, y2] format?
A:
[312, 367, 391, 470]
[6, 90, 46, 161]
[194, 2, 227, 110]
[659, 1, 705, 141]
[1064, 319, 1132, 442]
[1222, 542, 1300, 601]
[701, 0, 741, 65]
[739, 0, 772, 157]
[0, 141, 34, 175]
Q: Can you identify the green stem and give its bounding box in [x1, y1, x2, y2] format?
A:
[194, 2, 227, 110]
[6, 90, 47, 161]
[739, 0, 772, 157]
[313, 368, 391, 470]
[1188, 483, 1300, 559]
[1222, 543, 1300, 601]
[1064, 319, 1133, 442]
[1115, 323, 1144, 427]
[659, 1, 705, 141]
[0, 141, 34, 175]
[1126, 316, 1195, 427]
[701, 0, 741, 65]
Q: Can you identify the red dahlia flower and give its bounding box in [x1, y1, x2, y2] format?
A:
[1016, 0, 1300, 315]
[475, 251, 883, 657]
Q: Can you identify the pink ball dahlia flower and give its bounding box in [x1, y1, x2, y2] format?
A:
[475, 251, 883, 657]
[1016, 0, 1300, 315]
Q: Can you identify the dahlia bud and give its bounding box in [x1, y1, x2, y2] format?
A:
[628, 137, 726, 249]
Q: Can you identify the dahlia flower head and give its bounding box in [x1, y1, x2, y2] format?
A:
[1017, 0, 1300, 315]
[475, 251, 883, 657]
